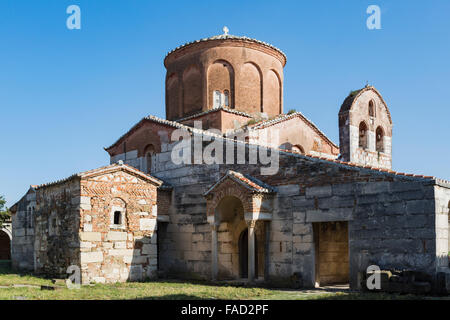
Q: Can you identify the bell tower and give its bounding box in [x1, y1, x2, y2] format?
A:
[338, 85, 393, 169]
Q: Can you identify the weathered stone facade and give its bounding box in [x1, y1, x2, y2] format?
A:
[10, 30, 450, 292]
[339, 86, 393, 169]
[11, 164, 162, 284]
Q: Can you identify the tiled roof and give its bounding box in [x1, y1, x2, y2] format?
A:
[277, 148, 450, 186]
[204, 170, 276, 196]
[104, 116, 449, 187]
[246, 111, 339, 148]
[175, 106, 252, 122]
[105, 114, 224, 151]
[34, 162, 163, 190]
[165, 33, 287, 65]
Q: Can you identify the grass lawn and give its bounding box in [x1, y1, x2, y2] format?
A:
[0, 261, 448, 300]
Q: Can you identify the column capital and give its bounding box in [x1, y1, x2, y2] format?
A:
[246, 219, 257, 229]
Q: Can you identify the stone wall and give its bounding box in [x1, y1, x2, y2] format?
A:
[11, 165, 161, 284]
[434, 185, 450, 271]
[110, 136, 450, 289]
[315, 221, 349, 285]
[34, 179, 80, 276]
[339, 87, 393, 170]
[77, 169, 159, 284]
[11, 188, 36, 271]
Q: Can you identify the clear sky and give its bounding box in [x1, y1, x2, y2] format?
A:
[1, 0, 449, 206]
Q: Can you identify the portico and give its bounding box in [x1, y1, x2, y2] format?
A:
[204, 170, 275, 282]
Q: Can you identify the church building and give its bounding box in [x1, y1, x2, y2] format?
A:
[10, 29, 450, 291]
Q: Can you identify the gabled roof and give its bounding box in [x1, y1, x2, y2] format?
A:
[175, 106, 252, 122]
[9, 186, 36, 214]
[34, 162, 163, 190]
[339, 85, 392, 123]
[204, 170, 276, 196]
[247, 111, 339, 149]
[276, 148, 450, 187]
[104, 114, 223, 151]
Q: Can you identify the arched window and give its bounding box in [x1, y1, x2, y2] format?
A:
[144, 144, 155, 174]
[213, 90, 221, 109]
[359, 122, 368, 149]
[369, 100, 375, 117]
[376, 126, 384, 152]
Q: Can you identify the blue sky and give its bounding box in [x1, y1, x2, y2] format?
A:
[1, 0, 449, 206]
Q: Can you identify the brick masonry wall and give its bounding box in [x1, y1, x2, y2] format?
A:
[78, 170, 159, 284]
[164, 39, 285, 120]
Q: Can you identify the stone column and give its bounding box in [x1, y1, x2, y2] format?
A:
[211, 224, 218, 281]
[264, 221, 270, 281]
[247, 220, 257, 282]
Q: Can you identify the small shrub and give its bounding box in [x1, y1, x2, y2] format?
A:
[287, 109, 296, 115]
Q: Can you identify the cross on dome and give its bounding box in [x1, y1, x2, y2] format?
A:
[222, 26, 229, 35]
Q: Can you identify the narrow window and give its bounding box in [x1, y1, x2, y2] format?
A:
[113, 211, 122, 225]
[146, 152, 152, 174]
[213, 90, 221, 108]
[49, 215, 58, 236]
[223, 90, 229, 107]
[144, 144, 155, 174]
[376, 126, 384, 152]
[369, 100, 375, 117]
[25, 207, 30, 228]
[29, 207, 34, 228]
[359, 122, 368, 149]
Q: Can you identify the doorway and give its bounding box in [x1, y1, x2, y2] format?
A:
[238, 229, 258, 279]
[314, 221, 349, 286]
[0, 230, 11, 260]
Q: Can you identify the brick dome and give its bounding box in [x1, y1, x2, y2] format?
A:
[164, 31, 286, 121]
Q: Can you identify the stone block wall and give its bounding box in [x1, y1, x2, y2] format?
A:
[34, 179, 80, 276]
[434, 185, 450, 271]
[109, 136, 450, 289]
[11, 189, 36, 271]
[152, 139, 220, 279]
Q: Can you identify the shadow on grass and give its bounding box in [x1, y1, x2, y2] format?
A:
[0, 260, 55, 286]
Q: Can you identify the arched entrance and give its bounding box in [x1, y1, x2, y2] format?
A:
[0, 230, 11, 260]
[238, 229, 258, 279]
[204, 170, 276, 283]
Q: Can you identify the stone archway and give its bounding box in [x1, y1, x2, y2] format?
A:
[214, 195, 246, 280]
[0, 229, 11, 260]
[204, 170, 275, 283]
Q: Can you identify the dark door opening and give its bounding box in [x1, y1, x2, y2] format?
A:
[238, 229, 258, 279]
[0, 230, 11, 260]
